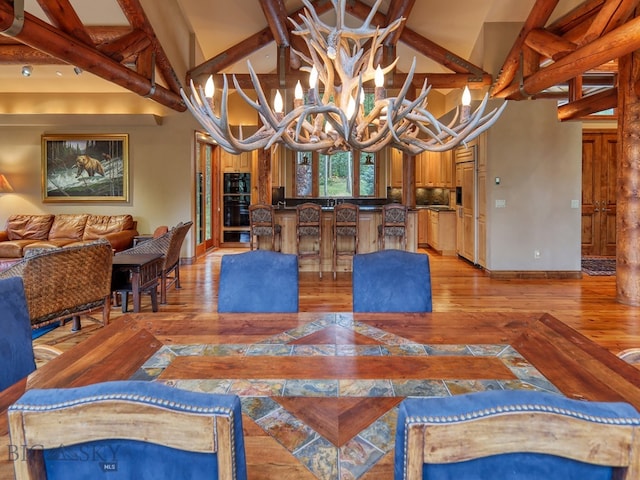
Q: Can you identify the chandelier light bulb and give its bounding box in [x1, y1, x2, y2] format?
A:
[375, 66, 384, 88]
[309, 66, 318, 89]
[274, 90, 284, 114]
[295, 80, 303, 100]
[204, 75, 215, 99]
[346, 96, 356, 119]
[462, 86, 471, 106]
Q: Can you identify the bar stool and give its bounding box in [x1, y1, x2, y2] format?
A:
[296, 203, 322, 277]
[249, 204, 281, 251]
[332, 203, 359, 279]
[377, 204, 408, 250]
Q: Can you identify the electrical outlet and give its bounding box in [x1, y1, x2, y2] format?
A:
[534, 250, 541, 259]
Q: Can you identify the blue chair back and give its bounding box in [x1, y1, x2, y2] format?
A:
[352, 249, 432, 312]
[395, 390, 640, 480]
[9, 381, 247, 480]
[0, 277, 36, 390]
[218, 250, 299, 312]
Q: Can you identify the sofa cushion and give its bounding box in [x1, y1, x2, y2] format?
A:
[48, 214, 88, 240]
[24, 240, 73, 252]
[0, 240, 40, 258]
[6, 215, 54, 241]
[83, 214, 134, 240]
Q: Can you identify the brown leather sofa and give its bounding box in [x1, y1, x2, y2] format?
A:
[0, 214, 138, 269]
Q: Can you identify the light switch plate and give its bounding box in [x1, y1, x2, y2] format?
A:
[495, 199, 506, 208]
[571, 199, 579, 209]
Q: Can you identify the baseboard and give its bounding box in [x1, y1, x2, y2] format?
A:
[486, 270, 582, 280]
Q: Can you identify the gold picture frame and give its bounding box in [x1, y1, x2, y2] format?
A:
[42, 134, 129, 202]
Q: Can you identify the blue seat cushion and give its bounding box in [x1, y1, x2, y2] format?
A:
[395, 390, 640, 480]
[353, 249, 432, 312]
[11, 381, 247, 480]
[0, 277, 36, 390]
[218, 250, 299, 313]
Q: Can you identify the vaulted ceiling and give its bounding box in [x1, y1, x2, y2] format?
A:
[0, 0, 635, 122]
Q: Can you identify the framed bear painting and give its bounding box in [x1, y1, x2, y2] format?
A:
[42, 134, 129, 202]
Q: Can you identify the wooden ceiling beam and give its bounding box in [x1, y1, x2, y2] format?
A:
[98, 28, 151, 63]
[384, 0, 416, 46]
[557, 87, 617, 120]
[524, 28, 577, 60]
[259, 0, 289, 46]
[35, 0, 93, 46]
[491, 0, 560, 98]
[187, 1, 333, 82]
[496, 15, 640, 100]
[116, 0, 183, 94]
[579, 0, 639, 45]
[345, 0, 485, 75]
[0, 1, 185, 111]
[547, 0, 605, 35]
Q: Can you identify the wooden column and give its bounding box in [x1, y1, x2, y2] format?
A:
[616, 48, 640, 305]
[257, 148, 272, 204]
[402, 153, 416, 208]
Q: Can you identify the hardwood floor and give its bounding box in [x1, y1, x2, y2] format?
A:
[38, 247, 640, 355]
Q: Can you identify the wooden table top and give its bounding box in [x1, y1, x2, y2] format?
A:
[2, 311, 640, 479]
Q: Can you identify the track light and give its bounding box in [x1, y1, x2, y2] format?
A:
[73, 66, 83, 75]
[21, 65, 32, 77]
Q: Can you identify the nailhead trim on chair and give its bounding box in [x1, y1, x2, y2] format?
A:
[10, 392, 236, 416]
[404, 402, 640, 425]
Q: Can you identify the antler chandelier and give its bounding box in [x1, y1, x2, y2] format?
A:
[181, 0, 507, 155]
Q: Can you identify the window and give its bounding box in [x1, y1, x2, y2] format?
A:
[295, 150, 376, 198]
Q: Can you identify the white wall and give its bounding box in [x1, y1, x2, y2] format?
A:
[485, 100, 582, 271]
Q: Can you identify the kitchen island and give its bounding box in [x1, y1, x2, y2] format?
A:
[268, 205, 418, 273]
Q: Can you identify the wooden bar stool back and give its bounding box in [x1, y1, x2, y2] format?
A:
[296, 203, 322, 277]
[378, 204, 408, 250]
[249, 204, 281, 251]
[333, 203, 359, 279]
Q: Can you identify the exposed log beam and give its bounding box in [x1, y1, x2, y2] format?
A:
[548, 0, 605, 35]
[384, 0, 415, 46]
[98, 28, 151, 63]
[580, 0, 640, 45]
[259, 0, 289, 46]
[557, 87, 617, 120]
[496, 15, 640, 100]
[219, 72, 492, 90]
[0, 1, 185, 111]
[0, 25, 132, 45]
[524, 28, 577, 60]
[491, 0, 560, 97]
[345, 0, 486, 76]
[35, 0, 93, 46]
[187, 1, 334, 81]
[116, 0, 183, 94]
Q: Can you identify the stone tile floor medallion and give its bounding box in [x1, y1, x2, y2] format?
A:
[132, 314, 561, 479]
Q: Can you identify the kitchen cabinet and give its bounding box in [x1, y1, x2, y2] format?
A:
[390, 148, 403, 187]
[441, 150, 454, 188]
[221, 150, 252, 173]
[427, 209, 456, 255]
[418, 208, 429, 246]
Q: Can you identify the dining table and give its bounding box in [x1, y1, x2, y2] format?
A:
[2, 311, 640, 480]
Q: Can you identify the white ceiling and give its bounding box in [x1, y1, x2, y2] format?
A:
[0, 0, 585, 94]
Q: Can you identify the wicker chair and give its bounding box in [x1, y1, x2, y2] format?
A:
[0, 240, 113, 331]
[116, 221, 192, 304]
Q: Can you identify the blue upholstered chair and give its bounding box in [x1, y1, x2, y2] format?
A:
[218, 250, 299, 312]
[394, 390, 640, 480]
[0, 277, 36, 391]
[352, 249, 432, 312]
[8, 381, 247, 480]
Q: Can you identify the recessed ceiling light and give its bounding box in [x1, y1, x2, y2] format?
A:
[56, 71, 63, 77]
[21, 65, 32, 77]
